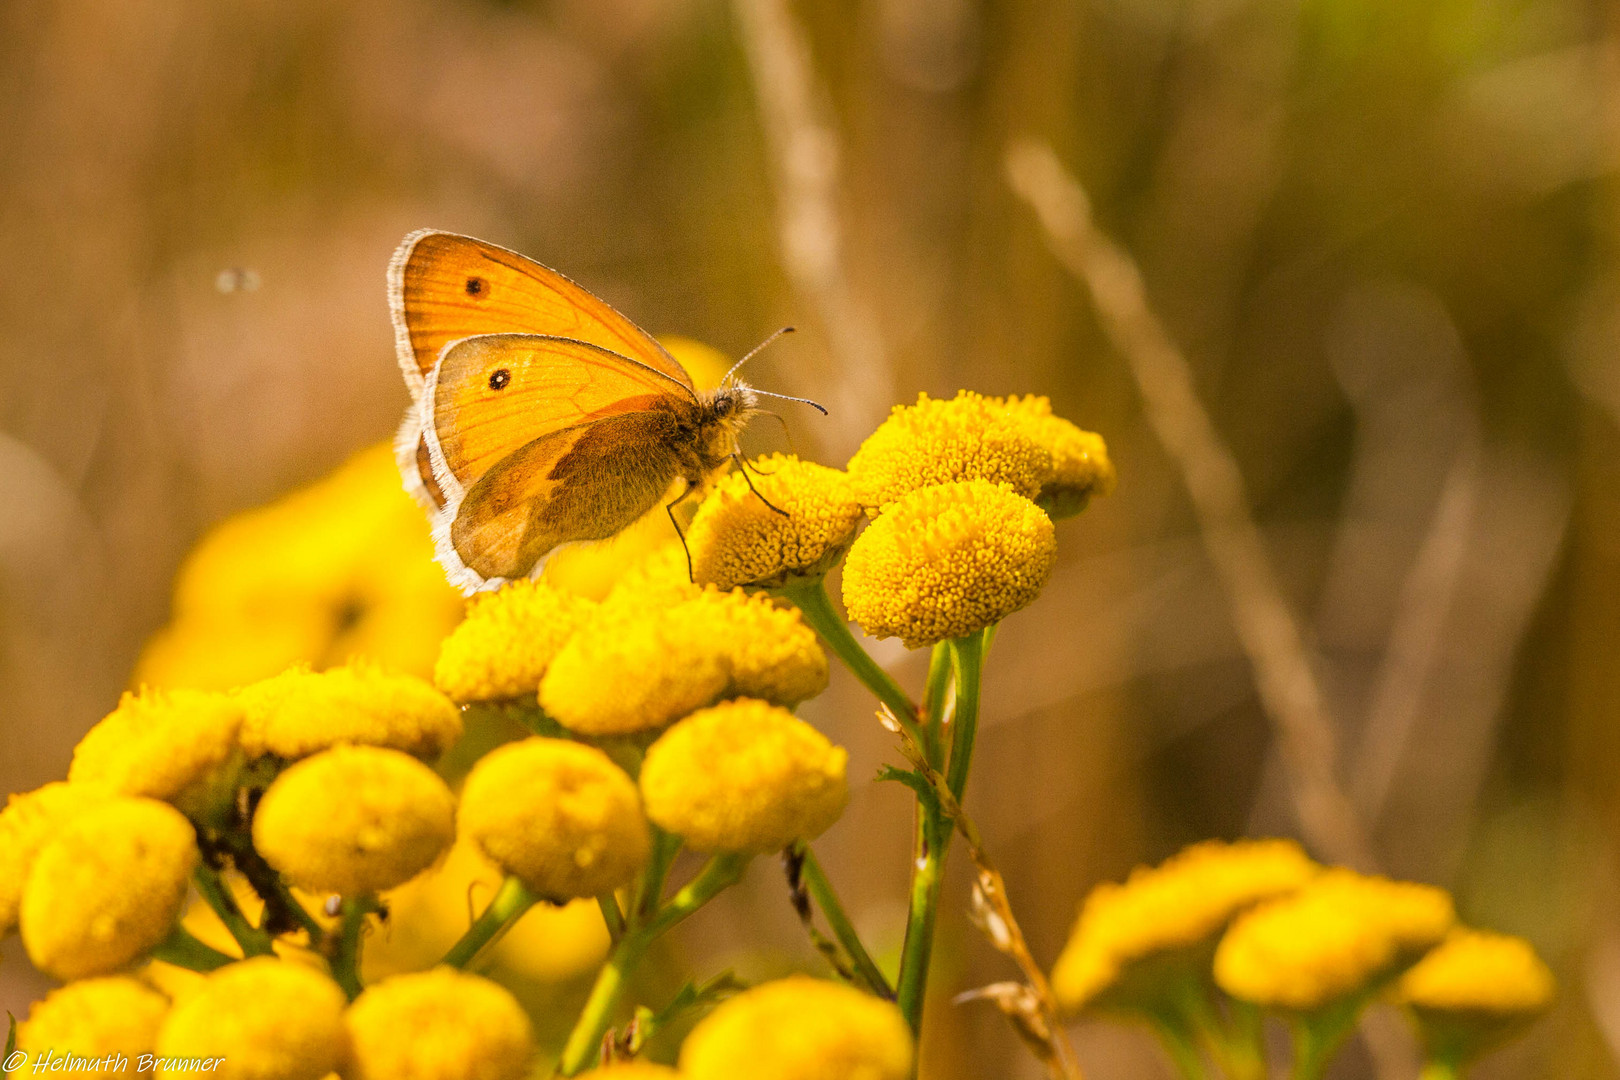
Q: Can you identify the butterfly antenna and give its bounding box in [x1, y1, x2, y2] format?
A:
[732, 452, 790, 516]
[750, 388, 829, 415]
[723, 326, 796, 386]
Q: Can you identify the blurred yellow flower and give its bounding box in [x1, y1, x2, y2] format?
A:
[17, 977, 171, 1079]
[68, 688, 242, 818]
[584, 1066, 680, 1078]
[679, 976, 912, 1080]
[599, 544, 699, 613]
[686, 454, 865, 590]
[252, 745, 455, 896]
[1395, 928, 1554, 1067]
[1214, 869, 1455, 1011]
[540, 588, 826, 736]
[154, 957, 349, 1080]
[847, 391, 1053, 505]
[843, 480, 1057, 647]
[434, 580, 597, 703]
[134, 442, 463, 691]
[21, 797, 198, 980]
[459, 738, 649, 901]
[235, 663, 461, 761]
[1051, 838, 1319, 1014]
[1002, 395, 1116, 519]
[0, 781, 110, 935]
[640, 699, 847, 854]
[363, 840, 610, 984]
[346, 968, 534, 1080]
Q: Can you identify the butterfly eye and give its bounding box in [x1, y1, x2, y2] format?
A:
[465, 276, 486, 296]
[714, 397, 732, 417]
[488, 369, 511, 391]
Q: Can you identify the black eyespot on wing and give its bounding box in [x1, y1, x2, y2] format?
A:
[465, 276, 486, 297]
[488, 369, 511, 391]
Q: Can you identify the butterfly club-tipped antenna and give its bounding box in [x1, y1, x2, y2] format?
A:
[723, 326, 796, 386]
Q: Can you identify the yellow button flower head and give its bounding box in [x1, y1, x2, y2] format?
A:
[1214, 868, 1456, 1011]
[1001, 395, 1116, 519]
[459, 738, 649, 900]
[1395, 929, 1554, 1065]
[640, 700, 847, 854]
[687, 454, 865, 590]
[585, 1066, 680, 1079]
[68, 688, 243, 818]
[599, 544, 701, 613]
[347, 968, 533, 1080]
[541, 589, 826, 735]
[847, 390, 1053, 504]
[18, 977, 170, 1079]
[155, 957, 349, 1080]
[235, 663, 461, 761]
[1051, 838, 1319, 1014]
[0, 781, 110, 935]
[679, 976, 913, 1080]
[843, 480, 1057, 648]
[434, 580, 597, 703]
[21, 797, 198, 980]
[252, 745, 456, 896]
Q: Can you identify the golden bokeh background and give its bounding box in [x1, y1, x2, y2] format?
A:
[2, 0, 1617, 1075]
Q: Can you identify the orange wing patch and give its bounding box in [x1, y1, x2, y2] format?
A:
[389, 230, 692, 392]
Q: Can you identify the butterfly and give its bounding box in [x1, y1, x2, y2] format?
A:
[389, 230, 761, 595]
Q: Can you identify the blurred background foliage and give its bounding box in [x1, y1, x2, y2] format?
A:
[0, 0, 1616, 1075]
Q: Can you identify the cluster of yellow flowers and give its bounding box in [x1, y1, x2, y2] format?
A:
[1051, 838, 1555, 1079]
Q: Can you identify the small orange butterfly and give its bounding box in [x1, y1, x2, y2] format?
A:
[390, 230, 766, 595]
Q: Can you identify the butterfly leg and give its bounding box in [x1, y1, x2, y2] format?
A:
[732, 452, 790, 517]
[666, 481, 697, 582]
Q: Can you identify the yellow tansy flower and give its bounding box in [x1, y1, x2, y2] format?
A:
[679, 976, 913, 1080]
[458, 738, 649, 901]
[347, 968, 533, 1080]
[18, 977, 170, 1079]
[134, 442, 463, 691]
[1051, 838, 1319, 1014]
[639, 700, 848, 854]
[541, 589, 826, 736]
[433, 580, 597, 703]
[847, 390, 1053, 504]
[1395, 929, 1554, 1066]
[584, 1066, 680, 1078]
[1002, 395, 1116, 519]
[154, 958, 349, 1080]
[843, 480, 1057, 648]
[598, 545, 700, 614]
[21, 797, 198, 980]
[252, 746, 456, 896]
[686, 454, 865, 590]
[0, 781, 110, 935]
[1214, 869, 1456, 1011]
[235, 663, 461, 761]
[68, 688, 243, 818]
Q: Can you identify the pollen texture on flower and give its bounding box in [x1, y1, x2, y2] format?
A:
[433, 580, 597, 703]
[846, 390, 1054, 504]
[252, 745, 456, 896]
[21, 797, 198, 980]
[235, 663, 461, 761]
[18, 977, 171, 1079]
[1001, 395, 1116, 518]
[0, 781, 111, 935]
[1051, 838, 1319, 1014]
[1213, 868, 1455, 1011]
[458, 738, 649, 900]
[154, 957, 350, 1080]
[679, 976, 913, 1080]
[687, 454, 865, 590]
[68, 688, 242, 814]
[346, 967, 534, 1080]
[842, 479, 1057, 647]
[639, 699, 848, 854]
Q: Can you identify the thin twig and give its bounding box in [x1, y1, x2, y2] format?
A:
[1004, 139, 1374, 870]
[731, 0, 894, 442]
[880, 705, 1084, 1080]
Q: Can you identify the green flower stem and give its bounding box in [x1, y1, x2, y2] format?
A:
[597, 892, 626, 944]
[149, 924, 238, 972]
[799, 845, 893, 997]
[778, 579, 924, 746]
[1419, 1060, 1463, 1080]
[945, 633, 984, 801]
[895, 806, 948, 1039]
[329, 897, 375, 1000]
[1147, 1013, 1214, 1080]
[193, 866, 274, 958]
[921, 643, 953, 767]
[557, 854, 749, 1075]
[635, 827, 682, 919]
[441, 875, 538, 969]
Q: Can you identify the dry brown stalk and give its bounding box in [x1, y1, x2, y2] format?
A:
[1003, 139, 1375, 871]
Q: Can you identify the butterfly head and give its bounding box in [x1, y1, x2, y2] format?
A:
[695, 383, 760, 466]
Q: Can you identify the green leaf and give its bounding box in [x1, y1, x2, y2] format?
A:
[876, 765, 939, 816]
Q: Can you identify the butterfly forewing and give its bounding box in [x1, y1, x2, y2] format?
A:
[389, 230, 693, 392]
